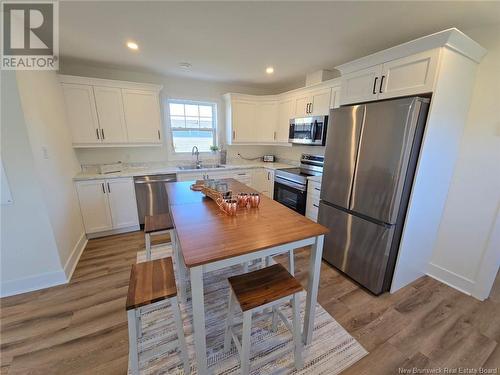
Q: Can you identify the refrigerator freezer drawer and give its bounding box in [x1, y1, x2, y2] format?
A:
[318, 201, 395, 294]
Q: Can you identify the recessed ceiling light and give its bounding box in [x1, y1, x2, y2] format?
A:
[126, 41, 139, 50]
[179, 62, 192, 69]
[266, 66, 274, 74]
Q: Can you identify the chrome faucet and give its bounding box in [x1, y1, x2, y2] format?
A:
[192, 146, 201, 168]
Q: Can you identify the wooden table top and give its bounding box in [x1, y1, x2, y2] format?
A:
[168, 179, 329, 268]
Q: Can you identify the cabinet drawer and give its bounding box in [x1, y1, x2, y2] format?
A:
[308, 182, 321, 198]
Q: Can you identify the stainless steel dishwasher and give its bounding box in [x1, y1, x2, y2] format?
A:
[133, 174, 177, 226]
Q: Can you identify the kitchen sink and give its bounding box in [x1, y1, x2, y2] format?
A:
[177, 164, 225, 170]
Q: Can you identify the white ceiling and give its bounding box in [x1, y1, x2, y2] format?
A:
[60, 1, 500, 91]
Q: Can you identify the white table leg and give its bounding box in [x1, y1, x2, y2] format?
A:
[288, 250, 295, 276]
[190, 265, 208, 374]
[303, 235, 324, 345]
[127, 309, 140, 375]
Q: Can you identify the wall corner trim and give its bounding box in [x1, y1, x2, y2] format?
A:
[64, 232, 88, 281]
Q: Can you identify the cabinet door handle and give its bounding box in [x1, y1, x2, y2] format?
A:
[107, 182, 110, 193]
[373, 77, 378, 95]
[158, 130, 161, 140]
[309, 102, 313, 114]
[101, 128, 105, 140]
[96, 129, 100, 140]
[315, 187, 320, 191]
[313, 204, 319, 208]
[232, 130, 235, 140]
[101, 183, 105, 193]
[267, 171, 270, 180]
[273, 131, 276, 140]
[379, 75, 385, 93]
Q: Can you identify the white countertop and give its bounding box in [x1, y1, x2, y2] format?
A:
[73, 162, 294, 181]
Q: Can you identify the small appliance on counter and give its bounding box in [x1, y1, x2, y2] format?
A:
[98, 162, 123, 174]
[262, 155, 275, 162]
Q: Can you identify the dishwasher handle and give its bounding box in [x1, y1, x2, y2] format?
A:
[134, 178, 176, 184]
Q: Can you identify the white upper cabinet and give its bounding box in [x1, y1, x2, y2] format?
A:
[330, 86, 341, 109]
[255, 101, 278, 142]
[59, 75, 162, 147]
[339, 65, 382, 105]
[93, 86, 128, 143]
[122, 89, 162, 144]
[294, 88, 332, 117]
[277, 97, 295, 142]
[378, 49, 439, 99]
[106, 178, 139, 229]
[294, 94, 311, 117]
[310, 88, 332, 116]
[230, 98, 257, 143]
[224, 79, 340, 146]
[338, 47, 441, 105]
[61, 83, 100, 144]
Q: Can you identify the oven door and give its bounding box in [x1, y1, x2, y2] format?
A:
[273, 177, 307, 215]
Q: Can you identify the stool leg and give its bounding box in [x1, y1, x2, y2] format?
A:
[291, 293, 303, 369]
[136, 309, 143, 339]
[241, 311, 252, 375]
[127, 309, 140, 375]
[171, 296, 190, 374]
[145, 233, 151, 260]
[271, 306, 279, 332]
[223, 289, 235, 353]
[288, 250, 295, 276]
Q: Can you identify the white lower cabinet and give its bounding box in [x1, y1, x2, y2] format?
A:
[306, 180, 321, 222]
[76, 178, 138, 235]
[251, 169, 274, 198]
[106, 178, 140, 229]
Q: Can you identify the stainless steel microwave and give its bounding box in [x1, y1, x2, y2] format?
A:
[288, 115, 328, 145]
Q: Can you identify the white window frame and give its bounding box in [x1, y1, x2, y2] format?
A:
[166, 98, 218, 155]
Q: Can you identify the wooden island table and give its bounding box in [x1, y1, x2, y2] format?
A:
[166, 179, 328, 374]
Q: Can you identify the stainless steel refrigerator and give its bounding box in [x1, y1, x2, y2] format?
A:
[318, 96, 430, 295]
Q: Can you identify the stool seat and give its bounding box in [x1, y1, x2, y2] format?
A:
[126, 258, 177, 311]
[144, 213, 174, 234]
[228, 263, 303, 312]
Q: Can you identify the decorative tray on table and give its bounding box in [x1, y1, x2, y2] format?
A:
[193, 179, 260, 216]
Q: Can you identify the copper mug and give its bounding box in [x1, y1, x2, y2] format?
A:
[224, 199, 238, 216]
[237, 193, 249, 208]
[249, 193, 260, 208]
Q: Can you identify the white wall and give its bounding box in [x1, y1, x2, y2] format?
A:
[429, 24, 500, 300]
[0, 72, 67, 296]
[16, 71, 86, 276]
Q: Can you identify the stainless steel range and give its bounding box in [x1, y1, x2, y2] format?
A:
[274, 154, 324, 214]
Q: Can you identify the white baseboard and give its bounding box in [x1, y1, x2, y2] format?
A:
[427, 262, 475, 296]
[64, 232, 88, 281]
[86, 225, 140, 239]
[0, 270, 67, 298]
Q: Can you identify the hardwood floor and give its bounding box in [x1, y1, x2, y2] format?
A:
[1, 231, 498, 374]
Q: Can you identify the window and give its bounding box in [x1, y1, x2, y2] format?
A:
[167, 99, 217, 153]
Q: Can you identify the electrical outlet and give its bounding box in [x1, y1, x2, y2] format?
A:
[42, 146, 49, 159]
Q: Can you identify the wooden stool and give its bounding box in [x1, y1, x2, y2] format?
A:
[224, 263, 304, 374]
[126, 258, 189, 374]
[144, 213, 175, 260]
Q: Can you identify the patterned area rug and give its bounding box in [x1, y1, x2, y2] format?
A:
[133, 247, 368, 374]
